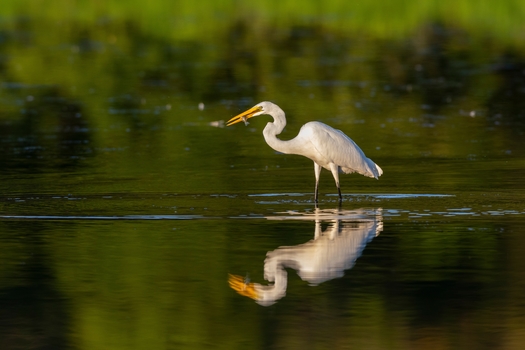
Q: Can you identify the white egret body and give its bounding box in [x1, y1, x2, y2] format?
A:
[227, 101, 382, 202]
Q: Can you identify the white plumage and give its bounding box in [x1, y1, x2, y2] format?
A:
[227, 101, 382, 202]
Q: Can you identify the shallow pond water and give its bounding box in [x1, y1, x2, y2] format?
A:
[1, 9, 525, 350]
[1, 191, 524, 349]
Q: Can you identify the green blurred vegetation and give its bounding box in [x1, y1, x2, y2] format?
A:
[1, 0, 525, 45]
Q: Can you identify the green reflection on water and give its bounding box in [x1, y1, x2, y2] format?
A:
[1, 211, 524, 349]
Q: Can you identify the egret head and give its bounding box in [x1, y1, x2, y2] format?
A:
[226, 101, 276, 126]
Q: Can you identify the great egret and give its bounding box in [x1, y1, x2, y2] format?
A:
[227, 101, 383, 202]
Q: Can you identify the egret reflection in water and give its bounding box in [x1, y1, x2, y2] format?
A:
[229, 208, 383, 306]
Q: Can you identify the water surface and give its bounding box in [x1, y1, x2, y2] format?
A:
[1, 8, 525, 350]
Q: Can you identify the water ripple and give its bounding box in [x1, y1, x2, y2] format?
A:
[0, 215, 203, 220]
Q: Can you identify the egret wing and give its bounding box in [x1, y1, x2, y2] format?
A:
[301, 122, 382, 178]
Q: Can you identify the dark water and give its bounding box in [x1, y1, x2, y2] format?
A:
[1, 16, 525, 350]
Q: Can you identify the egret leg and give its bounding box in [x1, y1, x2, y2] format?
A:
[329, 163, 342, 202]
[314, 162, 322, 203]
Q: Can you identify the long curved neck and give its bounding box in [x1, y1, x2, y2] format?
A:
[257, 256, 288, 306]
[262, 108, 301, 155]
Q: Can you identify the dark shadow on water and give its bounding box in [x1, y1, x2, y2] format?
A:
[0, 222, 70, 349]
[0, 86, 93, 173]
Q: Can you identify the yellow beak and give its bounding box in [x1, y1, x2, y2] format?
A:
[226, 106, 262, 126]
[228, 274, 259, 300]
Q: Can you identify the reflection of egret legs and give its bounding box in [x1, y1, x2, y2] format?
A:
[314, 219, 321, 239]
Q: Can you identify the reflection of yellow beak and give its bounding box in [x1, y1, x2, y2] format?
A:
[226, 106, 262, 126]
[228, 274, 258, 300]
